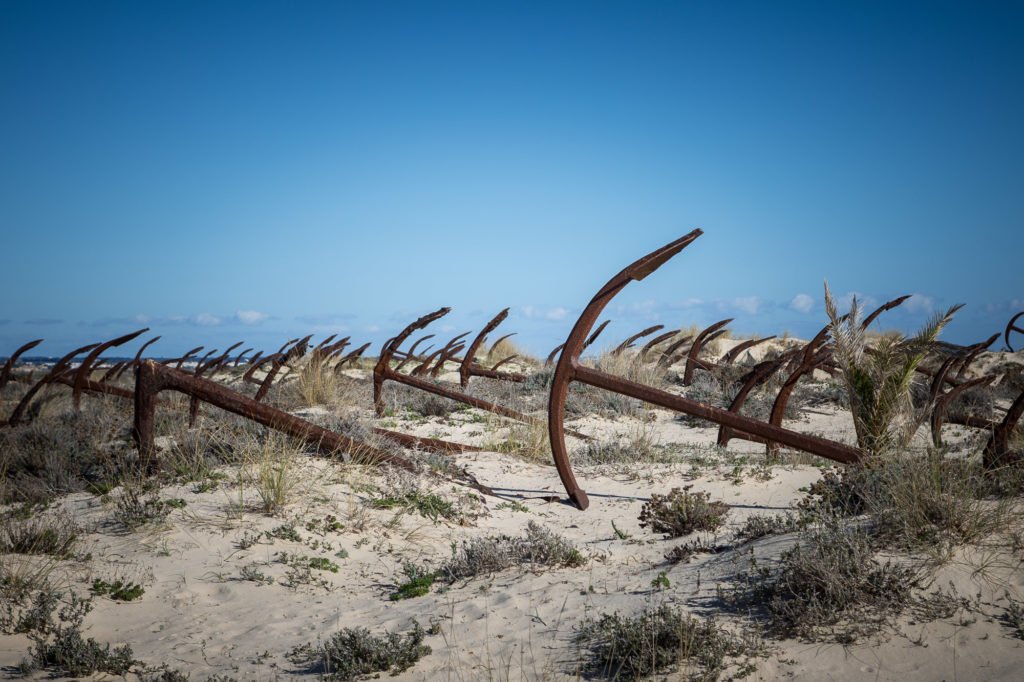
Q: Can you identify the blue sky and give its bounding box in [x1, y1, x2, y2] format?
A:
[1, 1, 1021, 359]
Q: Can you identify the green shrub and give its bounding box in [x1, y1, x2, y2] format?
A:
[437, 521, 585, 582]
[0, 510, 78, 556]
[372, 490, 457, 523]
[289, 621, 431, 680]
[727, 519, 919, 641]
[390, 563, 435, 601]
[824, 283, 959, 456]
[90, 578, 145, 602]
[639, 488, 729, 537]
[735, 513, 803, 542]
[113, 484, 176, 529]
[575, 604, 759, 681]
[13, 591, 138, 676]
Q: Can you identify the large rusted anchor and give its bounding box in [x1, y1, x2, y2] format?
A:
[983, 388, 1024, 469]
[459, 309, 527, 388]
[638, 328, 681, 360]
[71, 328, 149, 409]
[680, 319, 733, 384]
[546, 320, 610, 366]
[611, 325, 665, 356]
[719, 336, 776, 365]
[1004, 312, 1023, 353]
[374, 308, 544, 426]
[927, 354, 997, 447]
[3, 342, 100, 426]
[251, 335, 312, 402]
[133, 360, 415, 473]
[0, 339, 43, 390]
[334, 342, 371, 372]
[110, 335, 162, 381]
[547, 230, 862, 510]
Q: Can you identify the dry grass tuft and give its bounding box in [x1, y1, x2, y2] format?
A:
[484, 419, 551, 464]
[296, 356, 338, 407]
[242, 433, 304, 514]
[639, 487, 730, 537]
[487, 336, 536, 367]
[575, 604, 760, 681]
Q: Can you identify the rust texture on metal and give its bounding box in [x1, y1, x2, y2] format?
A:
[458, 310, 527, 387]
[983, 389, 1024, 469]
[952, 333, 998, 380]
[639, 328, 680, 360]
[489, 333, 517, 355]
[371, 427, 483, 454]
[132, 360, 414, 473]
[101, 361, 128, 383]
[254, 334, 312, 403]
[1004, 312, 1024, 352]
[720, 336, 776, 365]
[654, 334, 694, 370]
[168, 346, 203, 369]
[334, 342, 371, 371]
[679, 323, 729, 382]
[413, 333, 469, 377]
[189, 343, 242, 426]
[716, 353, 798, 447]
[204, 342, 244, 379]
[680, 319, 732, 385]
[4, 342, 100, 426]
[410, 347, 445, 376]
[72, 329, 149, 410]
[930, 373, 997, 447]
[460, 309, 509, 387]
[374, 308, 547, 428]
[612, 325, 665, 356]
[109, 335, 162, 381]
[54, 373, 134, 402]
[324, 336, 351, 358]
[546, 319, 610, 366]
[243, 353, 277, 384]
[406, 334, 435, 359]
[489, 355, 521, 373]
[764, 326, 835, 457]
[430, 340, 467, 378]
[861, 294, 912, 329]
[312, 334, 338, 354]
[0, 339, 44, 390]
[547, 230, 864, 510]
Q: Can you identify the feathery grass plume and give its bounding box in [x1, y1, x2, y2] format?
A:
[236, 432, 303, 514]
[296, 355, 338, 407]
[593, 346, 668, 387]
[824, 282, 961, 456]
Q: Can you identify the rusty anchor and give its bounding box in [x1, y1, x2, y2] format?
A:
[547, 230, 863, 510]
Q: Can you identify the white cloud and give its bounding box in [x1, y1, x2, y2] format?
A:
[731, 297, 762, 315]
[193, 313, 221, 326]
[611, 300, 660, 318]
[903, 294, 935, 315]
[520, 305, 570, 321]
[669, 297, 704, 310]
[834, 291, 878, 313]
[789, 293, 815, 313]
[234, 310, 268, 325]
